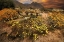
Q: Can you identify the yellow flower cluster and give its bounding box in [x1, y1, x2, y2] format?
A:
[48, 12, 64, 29]
[7, 14, 48, 40]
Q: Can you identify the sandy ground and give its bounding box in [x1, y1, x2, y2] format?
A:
[0, 26, 64, 42]
[0, 13, 64, 42]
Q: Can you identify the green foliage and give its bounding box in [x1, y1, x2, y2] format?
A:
[0, 0, 15, 10]
[7, 15, 48, 40]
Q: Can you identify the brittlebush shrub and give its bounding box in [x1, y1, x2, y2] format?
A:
[0, 9, 19, 21]
[48, 12, 64, 30]
[8, 15, 48, 40]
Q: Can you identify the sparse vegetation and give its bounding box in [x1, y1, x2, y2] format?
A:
[7, 12, 48, 40]
[0, 8, 64, 42]
[48, 12, 64, 30]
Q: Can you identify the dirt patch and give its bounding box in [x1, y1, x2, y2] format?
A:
[0, 28, 64, 42]
[35, 29, 64, 42]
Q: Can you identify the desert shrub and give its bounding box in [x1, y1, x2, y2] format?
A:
[48, 12, 64, 30]
[0, 9, 19, 22]
[7, 15, 48, 40]
[0, 0, 15, 10]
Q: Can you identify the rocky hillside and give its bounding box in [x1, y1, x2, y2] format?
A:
[13, 0, 44, 9]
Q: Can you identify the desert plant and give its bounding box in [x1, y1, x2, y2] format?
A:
[0, 9, 19, 22]
[7, 15, 48, 40]
[48, 12, 64, 30]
